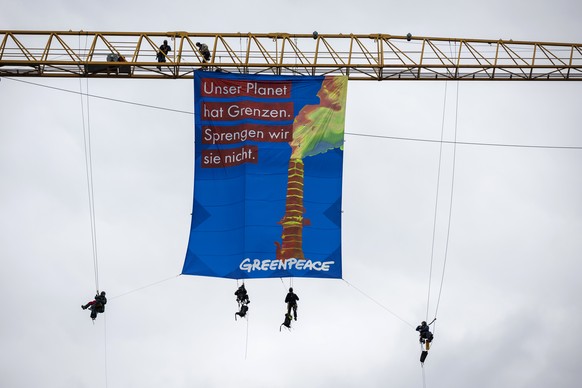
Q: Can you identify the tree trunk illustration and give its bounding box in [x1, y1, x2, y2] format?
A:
[274, 76, 348, 263]
[275, 158, 309, 262]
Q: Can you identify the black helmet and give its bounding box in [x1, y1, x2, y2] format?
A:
[101, 291, 106, 296]
[289, 287, 293, 292]
[163, 40, 168, 44]
[422, 321, 427, 325]
[196, 42, 201, 47]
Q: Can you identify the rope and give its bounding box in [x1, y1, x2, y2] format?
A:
[425, 81, 449, 321]
[432, 81, 460, 327]
[77, 33, 110, 388]
[342, 278, 414, 328]
[110, 274, 181, 300]
[424, 80, 460, 334]
[4, 77, 193, 115]
[103, 312, 109, 388]
[419, 341, 427, 388]
[245, 311, 250, 360]
[279, 277, 288, 291]
[419, 78, 459, 388]
[346, 132, 582, 150]
[79, 77, 100, 293]
[5, 77, 582, 150]
[234, 278, 250, 359]
[239, 36, 243, 68]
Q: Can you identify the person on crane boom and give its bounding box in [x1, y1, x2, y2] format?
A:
[157, 40, 171, 70]
[81, 291, 107, 321]
[196, 42, 211, 62]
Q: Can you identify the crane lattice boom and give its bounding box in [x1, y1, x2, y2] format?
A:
[1, 30, 581, 80]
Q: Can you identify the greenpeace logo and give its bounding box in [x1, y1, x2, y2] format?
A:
[239, 258, 335, 273]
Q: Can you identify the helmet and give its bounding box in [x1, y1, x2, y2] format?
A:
[196, 42, 201, 47]
[289, 287, 293, 292]
[163, 40, 168, 44]
[421, 321, 427, 325]
[101, 291, 106, 296]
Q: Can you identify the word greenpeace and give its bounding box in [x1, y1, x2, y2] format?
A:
[239, 258, 335, 273]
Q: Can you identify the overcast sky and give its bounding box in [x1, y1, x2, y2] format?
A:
[1, 1, 582, 387]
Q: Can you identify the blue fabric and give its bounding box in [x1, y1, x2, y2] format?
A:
[182, 72, 346, 279]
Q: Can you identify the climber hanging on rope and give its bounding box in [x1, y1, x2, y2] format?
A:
[236, 304, 249, 320]
[235, 283, 250, 320]
[280, 287, 299, 331]
[280, 312, 293, 331]
[235, 284, 250, 306]
[416, 318, 436, 364]
[81, 291, 107, 321]
[285, 287, 299, 321]
[416, 319, 435, 346]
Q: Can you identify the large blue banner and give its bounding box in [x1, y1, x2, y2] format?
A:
[182, 72, 347, 279]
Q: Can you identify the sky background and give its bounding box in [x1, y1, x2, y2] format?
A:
[1, 1, 581, 387]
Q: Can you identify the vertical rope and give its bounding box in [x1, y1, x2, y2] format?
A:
[433, 81, 460, 326]
[239, 35, 243, 68]
[78, 68, 99, 293]
[103, 312, 109, 388]
[86, 80, 100, 294]
[425, 81, 449, 321]
[244, 312, 250, 360]
[279, 277, 287, 291]
[79, 31, 107, 386]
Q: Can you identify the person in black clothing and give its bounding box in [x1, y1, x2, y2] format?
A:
[234, 284, 250, 305]
[416, 321, 434, 344]
[234, 284, 250, 320]
[285, 287, 299, 321]
[157, 40, 172, 70]
[235, 304, 249, 320]
[196, 42, 211, 62]
[81, 291, 107, 320]
[280, 312, 292, 330]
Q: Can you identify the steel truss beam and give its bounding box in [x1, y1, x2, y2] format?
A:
[1, 30, 581, 80]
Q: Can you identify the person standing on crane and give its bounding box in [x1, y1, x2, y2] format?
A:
[157, 40, 171, 70]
